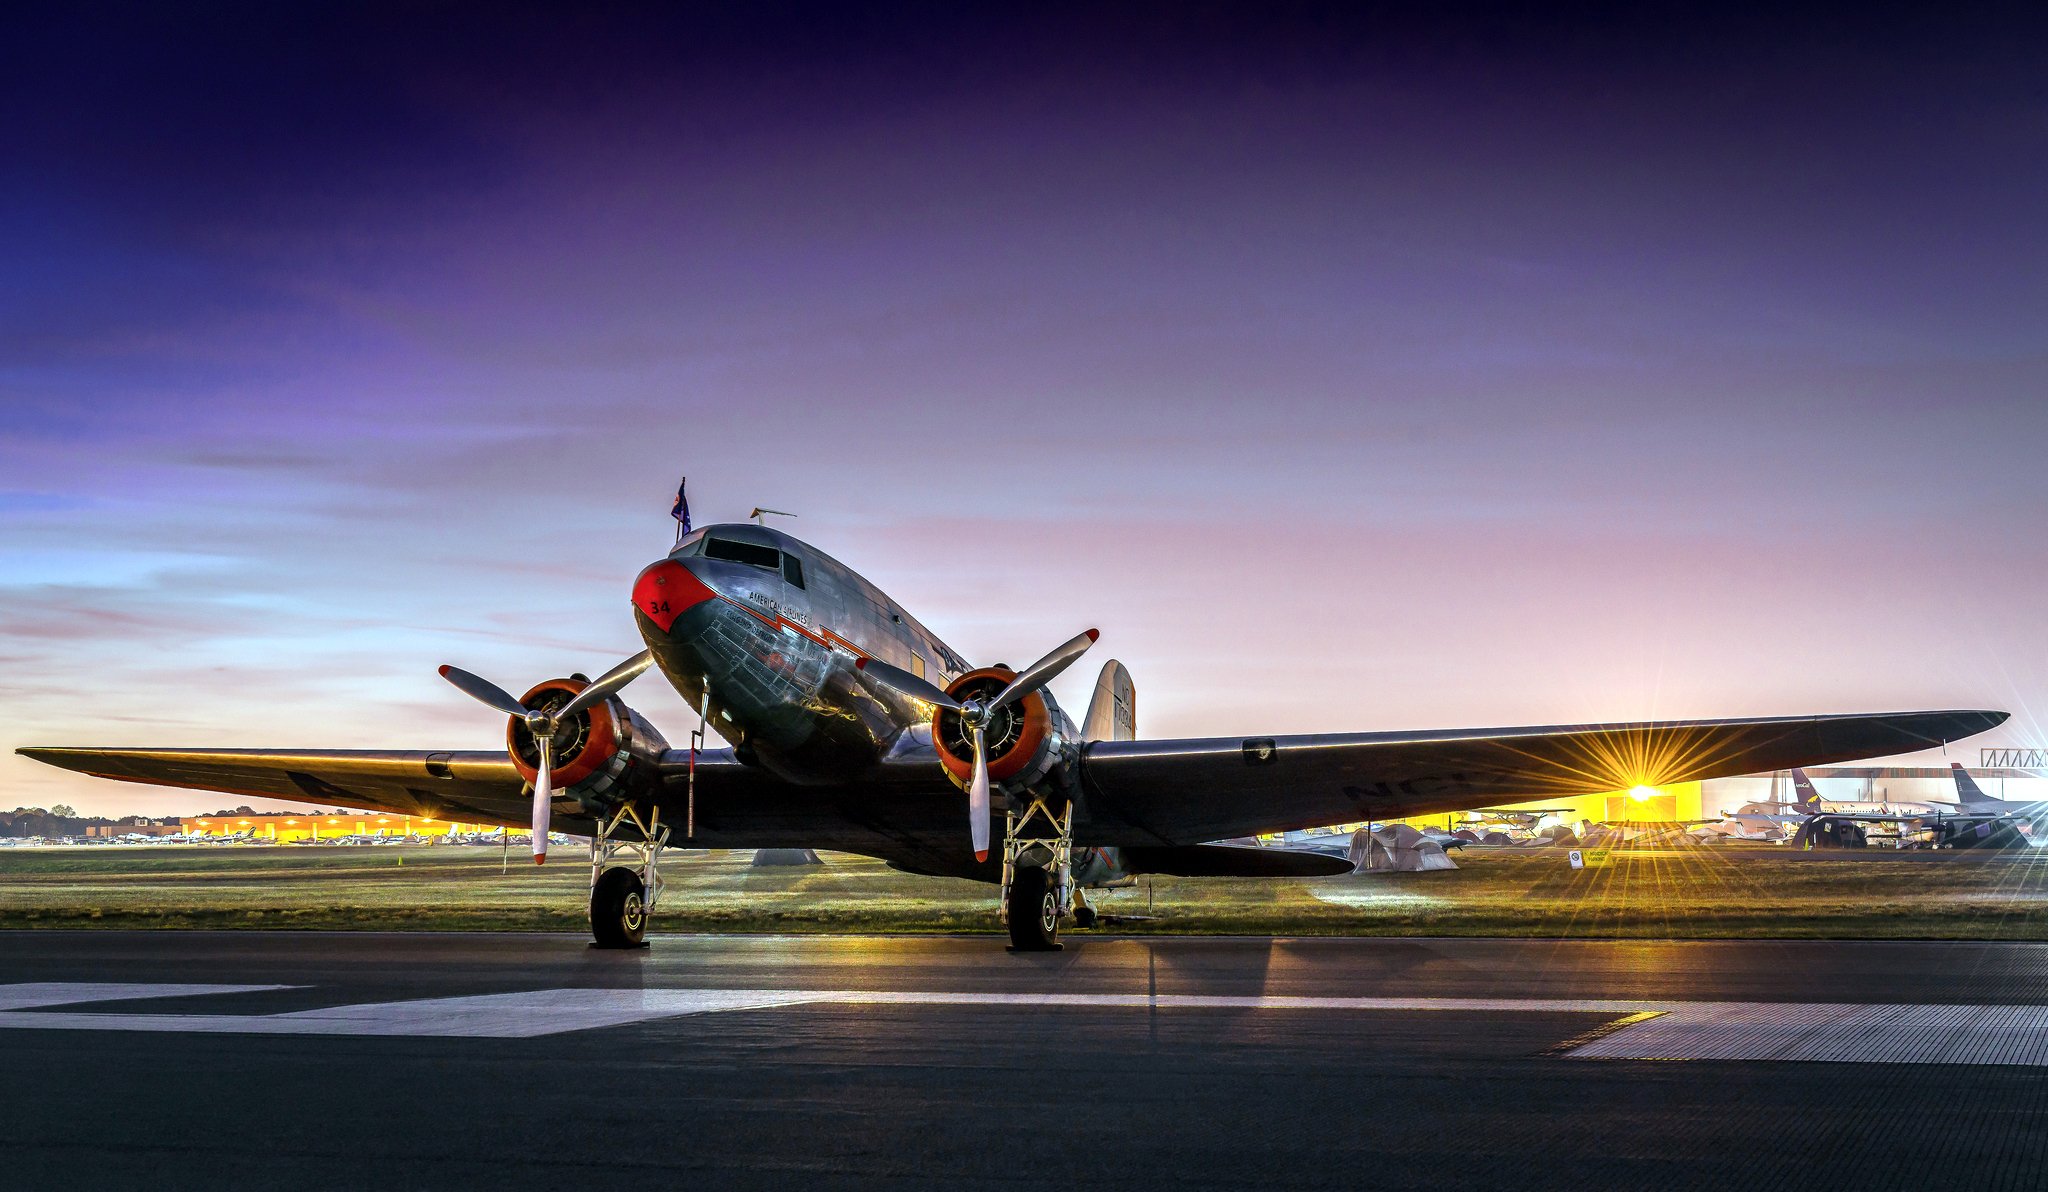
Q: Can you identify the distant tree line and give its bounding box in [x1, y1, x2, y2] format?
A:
[2, 808, 180, 837]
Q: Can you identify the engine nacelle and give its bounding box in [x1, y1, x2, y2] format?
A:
[931, 667, 1073, 796]
[506, 678, 669, 812]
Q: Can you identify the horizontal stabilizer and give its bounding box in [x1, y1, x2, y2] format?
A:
[1119, 844, 1354, 878]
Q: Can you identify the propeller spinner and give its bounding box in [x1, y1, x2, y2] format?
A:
[438, 650, 653, 863]
[858, 629, 1097, 862]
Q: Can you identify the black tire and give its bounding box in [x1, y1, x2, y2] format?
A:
[1073, 904, 1098, 929]
[591, 866, 648, 949]
[1006, 866, 1061, 951]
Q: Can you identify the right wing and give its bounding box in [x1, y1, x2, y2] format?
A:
[1075, 709, 2006, 846]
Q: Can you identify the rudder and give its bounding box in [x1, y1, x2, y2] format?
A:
[1951, 762, 1992, 804]
[1082, 660, 1136, 742]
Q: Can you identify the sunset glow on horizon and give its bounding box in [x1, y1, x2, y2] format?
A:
[2, 6, 2042, 815]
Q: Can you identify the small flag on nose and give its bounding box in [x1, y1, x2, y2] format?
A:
[671, 477, 691, 541]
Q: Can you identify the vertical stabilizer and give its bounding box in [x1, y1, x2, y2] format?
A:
[1082, 660, 1136, 742]
[1790, 768, 1824, 812]
[1951, 762, 1992, 805]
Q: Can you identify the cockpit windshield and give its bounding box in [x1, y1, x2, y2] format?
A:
[703, 536, 781, 571]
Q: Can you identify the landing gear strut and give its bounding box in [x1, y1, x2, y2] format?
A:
[1000, 794, 1073, 952]
[590, 803, 668, 949]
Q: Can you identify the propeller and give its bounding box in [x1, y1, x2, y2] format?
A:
[437, 650, 654, 864]
[858, 629, 1097, 863]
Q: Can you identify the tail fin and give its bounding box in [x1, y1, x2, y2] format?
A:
[1082, 660, 1136, 742]
[1790, 768, 1823, 812]
[1951, 762, 1991, 804]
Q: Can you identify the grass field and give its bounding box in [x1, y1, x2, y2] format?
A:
[7, 843, 2048, 938]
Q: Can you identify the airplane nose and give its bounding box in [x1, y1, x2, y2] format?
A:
[633, 558, 717, 633]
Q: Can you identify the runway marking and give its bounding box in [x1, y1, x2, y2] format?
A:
[1536, 1010, 1667, 1057]
[7, 983, 2048, 1065]
[1564, 1002, 2048, 1066]
[0, 983, 291, 1010]
[0, 986, 1671, 1037]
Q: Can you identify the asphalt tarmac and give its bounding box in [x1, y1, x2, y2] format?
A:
[3, 932, 2047, 1190]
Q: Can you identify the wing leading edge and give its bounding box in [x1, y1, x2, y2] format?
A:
[1074, 709, 2007, 846]
[15, 747, 545, 829]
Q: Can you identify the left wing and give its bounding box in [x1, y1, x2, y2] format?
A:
[17, 748, 544, 828]
[13, 745, 977, 871]
[1075, 709, 2006, 846]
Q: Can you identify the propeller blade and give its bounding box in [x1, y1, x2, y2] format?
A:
[854, 656, 962, 710]
[969, 724, 990, 863]
[438, 665, 530, 719]
[532, 736, 552, 865]
[987, 628, 1099, 713]
[555, 650, 655, 721]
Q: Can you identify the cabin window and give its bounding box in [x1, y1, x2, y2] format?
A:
[782, 554, 805, 589]
[704, 537, 781, 570]
[911, 654, 927, 679]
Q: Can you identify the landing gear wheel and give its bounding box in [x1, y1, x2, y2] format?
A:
[1006, 865, 1062, 952]
[1073, 904, 1099, 929]
[591, 866, 648, 949]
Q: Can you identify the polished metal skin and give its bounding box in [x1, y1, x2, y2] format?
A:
[635, 524, 1094, 863]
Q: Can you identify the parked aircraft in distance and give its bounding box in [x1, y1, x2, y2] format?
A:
[1689, 772, 1825, 842]
[21, 519, 2007, 951]
[1793, 764, 2046, 849]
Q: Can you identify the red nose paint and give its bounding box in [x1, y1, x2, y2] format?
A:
[633, 559, 716, 633]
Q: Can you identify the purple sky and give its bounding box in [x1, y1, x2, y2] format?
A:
[4, 5, 2045, 815]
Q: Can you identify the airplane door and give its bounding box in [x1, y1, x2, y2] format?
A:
[776, 546, 814, 629]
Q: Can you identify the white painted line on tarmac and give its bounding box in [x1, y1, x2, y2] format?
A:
[7, 982, 2048, 1065]
[271, 988, 838, 1036]
[0, 983, 291, 1010]
[0, 985, 1685, 1037]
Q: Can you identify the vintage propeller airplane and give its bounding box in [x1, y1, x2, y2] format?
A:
[20, 521, 2007, 951]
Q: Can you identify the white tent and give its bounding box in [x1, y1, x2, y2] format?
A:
[1349, 824, 1459, 873]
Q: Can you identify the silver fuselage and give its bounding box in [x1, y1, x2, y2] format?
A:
[632, 523, 1075, 788]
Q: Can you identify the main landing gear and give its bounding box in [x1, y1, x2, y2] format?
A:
[590, 803, 669, 949]
[1000, 793, 1074, 952]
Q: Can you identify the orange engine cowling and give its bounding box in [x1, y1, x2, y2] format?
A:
[931, 667, 1062, 794]
[506, 678, 669, 810]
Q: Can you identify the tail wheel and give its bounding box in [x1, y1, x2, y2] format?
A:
[1006, 865, 1061, 952]
[591, 866, 648, 949]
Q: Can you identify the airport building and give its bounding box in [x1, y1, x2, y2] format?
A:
[178, 812, 504, 842]
[1401, 768, 2048, 835]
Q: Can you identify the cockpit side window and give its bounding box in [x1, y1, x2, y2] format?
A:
[704, 537, 781, 570]
[782, 554, 805, 589]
